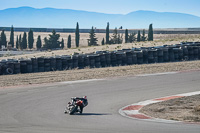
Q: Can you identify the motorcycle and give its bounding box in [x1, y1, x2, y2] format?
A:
[64, 98, 84, 115]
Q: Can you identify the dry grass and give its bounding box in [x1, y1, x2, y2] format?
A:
[194, 105, 200, 113]
[140, 94, 200, 122]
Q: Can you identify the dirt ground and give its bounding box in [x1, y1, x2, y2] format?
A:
[140, 94, 200, 123]
[5, 31, 200, 49]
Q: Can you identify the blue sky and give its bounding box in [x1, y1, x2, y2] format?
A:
[1, 0, 200, 17]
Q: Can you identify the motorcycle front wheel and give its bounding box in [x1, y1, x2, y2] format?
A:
[69, 106, 78, 115]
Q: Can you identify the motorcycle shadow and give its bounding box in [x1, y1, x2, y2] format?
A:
[75, 113, 111, 116]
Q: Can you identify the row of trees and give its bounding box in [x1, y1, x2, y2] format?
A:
[0, 24, 77, 50]
[0, 23, 153, 50]
[0, 26, 36, 49]
[88, 23, 153, 46]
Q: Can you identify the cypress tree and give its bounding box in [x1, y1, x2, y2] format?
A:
[75, 22, 80, 47]
[22, 32, 27, 49]
[137, 30, 141, 42]
[28, 29, 34, 49]
[36, 35, 42, 49]
[1, 30, 7, 47]
[141, 29, 146, 41]
[43, 30, 60, 49]
[148, 24, 153, 41]
[67, 35, 71, 48]
[110, 28, 123, 44]
[111, 28, 118, 44]
[125, 29, 129, 43]
[106, 22, 110, 44]
[101, 38, 105, 45]
[128, 33, 136, 43]
[19, 34, 22, 49]
[44, 37, 48, 48]
[9, 25, 14, 47]
[0, 35, 1, 49]
[88, 26, 98, 46]
[49, 30, 60, 48]
[61, 38, 64, 49]
[16, 35, 19, 49]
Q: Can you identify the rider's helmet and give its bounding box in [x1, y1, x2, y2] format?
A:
[83, 96, 87, 99]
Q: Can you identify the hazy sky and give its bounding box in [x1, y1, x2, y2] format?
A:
[1, 0, 200, 16]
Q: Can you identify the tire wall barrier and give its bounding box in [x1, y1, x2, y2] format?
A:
[1, 42, 200, 75]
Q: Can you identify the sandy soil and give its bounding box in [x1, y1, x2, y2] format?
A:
[140, 94, 200, 123]
[1, 60, 200, 87]
[5, 31, 200, 49]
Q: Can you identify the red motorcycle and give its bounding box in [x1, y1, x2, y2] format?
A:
[64, 97, 87, 115]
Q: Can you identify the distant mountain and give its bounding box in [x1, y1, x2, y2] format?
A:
[0, 7, 200, 28]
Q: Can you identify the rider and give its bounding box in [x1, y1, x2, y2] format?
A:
[71, 96, 88, 114]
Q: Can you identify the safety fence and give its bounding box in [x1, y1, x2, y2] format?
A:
[0, 42, 200, 75]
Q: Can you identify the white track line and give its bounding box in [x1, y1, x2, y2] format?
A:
[138, 72, 178, 77]
[59, 79, 103, 84]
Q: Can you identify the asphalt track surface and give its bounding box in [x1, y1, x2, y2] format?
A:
[0, 71, 200, 133]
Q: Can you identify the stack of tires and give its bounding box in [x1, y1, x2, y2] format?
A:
[94, 54, 101, 68]
[116, 52, 123, 66]
[173, 48, 179, 61]
[31, 58, 38, 72]
[110, 52, 117, 66]
[0, 60, 6, 74]
[125, 51, 133, 65]
[55, 56, 62, 70]
[163, 48, 169, 62]
[132, 51, 137, 64]
[6, 60, 15, 74]
[78, 55, 85, 69]
[142, 49, 148, 64]
[72, 55, 78, 69]
[0, 64, 2, 75]
[168, 47, 175, 62]
[2, 41, 200, 76]
[61, 56, 69, 70]
[84, 55, 90, 68]
[157, 48, 164, 63]
[88, 55, 95, 68]
[50, 57, 56, 71]
[20, 60, 27, 73]
[148, 49, 155, 63]
[178, 48, 183, 61]
[99, 53, 107, 67]
[37, 57, 44, 72]
[188, 46, 194, 60]
[105, 52, 111, 67]
[135, 51, 143, 64]
[193, 46, 199, 60]
[26, 59, 32, 73]
[67, 56, 73, 69]
[182, 46, 189, 60]
[44, 58, 51, 72]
